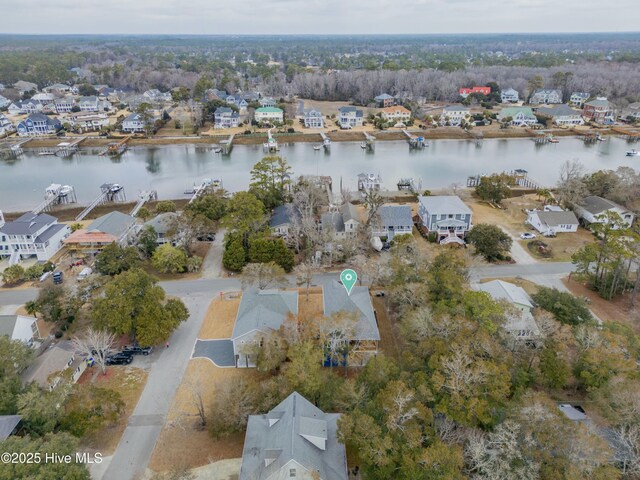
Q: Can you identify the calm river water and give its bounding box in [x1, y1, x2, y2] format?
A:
[0, 137, 637, 211]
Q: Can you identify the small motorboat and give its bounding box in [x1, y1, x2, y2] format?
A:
[59, 185, 73, 197]
[38, 151, 56, 156]
[548, 137, 559, 144]
[313, 145, 321, 151]
[213, 147, 222, 154]
[626, 149, 639, 157]
[360, 142, 367, 149]
[109, 183, 123, 193]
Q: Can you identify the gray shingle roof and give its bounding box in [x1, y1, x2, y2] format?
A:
[0, 415, 21, 441]
[33, 223, 68, 244]
[374, 93, 394, 100]
[585, 98, 611, 108]
[232, 289, 298, 340]
[418, 195, 471, 216]
[537, 104, 581, 117]
[578, 196, 624, 215]
[322, 281, 380, 341]
[340, 203, 358, 224]
[444, 104, 469, 112]
[0, 315, 19, 338]
[379, 205, 412, 228]
[240, 391, 347, 480]
[477, 280, 533, 309]
[144, 212, 178, 235]
[0, 213, 57, 236]
[87, 211, 134, 238]
[321, 212, 345, 233]
[269, 204, 299, 228]
[536, 211, 579, 227]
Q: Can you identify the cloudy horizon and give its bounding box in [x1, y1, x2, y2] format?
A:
[0, 0, 639, 35]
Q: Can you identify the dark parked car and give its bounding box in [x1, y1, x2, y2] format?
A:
[52, 271, 63, 284]
[122, 345, 153, 356]
[106, 354, 133, 365]
[197, 233, 216, 242]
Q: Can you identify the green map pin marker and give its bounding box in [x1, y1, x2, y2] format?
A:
[340, 269, 357, 295]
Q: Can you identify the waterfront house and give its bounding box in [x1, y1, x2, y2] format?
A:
[303, 109, 324, 128]
[338, 106, 364, 129]
[459, 86, 491, 98]
[13, 81, 38, 96]
[374, 93, 395, 107]
[0, 212, 70, 262]
[64, 211, 135, 255]
[0, 114, 15, 136]
[417, 195, 472, 244]
[8, 100, 45, 115]
[498, 106, 537, 127]
[320, 203, 360, 239]
[621, 102, 640, 122]
[53, 97, 76, 114]
[214, 107, 240, 129]
[255, 107, 284, 125]
[30, 92, 55, 104]
[68, 113, 109, 132]
[476, 280, 540, 340]
[269, 204, 300, 236]
[537, 104, 585, 126]
[441, 105, 470, 126]
[225, 94, 249, 111]
[204, 88, 228, 102]
[357, 172, 382, 191]
[583, 97, 615, 124]
[569, 92, 590, 108]
[239, 392, 348, 480]
[232, 289, 298, 368]
[322, 281, 380, 366]
[0, 315, 39, 345]
[371, 205, 413, 240]
[0, 94, 10, 109]
[23, 341, 87, 391]
[16, 113, 61, 136]
[501, 88, 519, 103]
[527, 209, 579, 235]
[122, 112, 150, 133]
[529, 89, 562, 105]
[143, 212, 180, 245]
[573, 196, 635, 229]
[380, 105, 411, 124]
[259, 97, 277, 108]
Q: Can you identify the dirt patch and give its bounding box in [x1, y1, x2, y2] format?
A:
[199, 297, 241, 339]
[81, 366, 148, 455]
[563, 277, 640, 331]
[372, 296, 401, 361]
[149, 359, 260, 471]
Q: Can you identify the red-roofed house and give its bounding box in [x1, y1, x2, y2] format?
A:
[459, 86, 491, 99]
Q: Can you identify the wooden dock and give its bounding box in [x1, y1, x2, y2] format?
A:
[99, 136, 131, 156]
[611, 126, 640, 142]
[221, 134, 235, 155]
[320, 132, 331, 151]
[467, 169, 542, 190]
[130, 190, 158, 217]
[363, 132, 376, 151]
[32, 184, 77, 214]
[75, 183, 126, 221]
[402, 129, 427, 149]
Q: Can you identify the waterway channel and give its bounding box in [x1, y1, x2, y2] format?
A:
[0, 137, 637, 211]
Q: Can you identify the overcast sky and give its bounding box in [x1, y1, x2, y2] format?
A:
[0, 0, 639, 35]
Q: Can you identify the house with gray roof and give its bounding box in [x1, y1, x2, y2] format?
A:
[269, 204, 300, 236]
[527, 209, 579, 235]
[417, 195, 472, 244]
[569, 92, 590, 108]
[0, 315, 39, 345]
[441, 104, 470, 126]
[0, 113, 14, 136]
[320, 203, 360, 240]
[0, 212, 70, 262]
[232, 289, 299, 367]
[573, 196, 635, 229]
[143, 212, 180, 245]
[583, 97, 615, 124]
[338, 106, 364, 129]
[15, 113, 61, 136]
[537, 104, 585, 126]
[371, 205, 413, 239]
[0, 415, 21, 441]
[529, 89, 562, 105]
[323, 281, 379, 365]
[500, 88, 519, 103]
[0, 94, 10, 109]
[22, 341, 87, 391]
[498, 106, 537, 127]
[240, 391, 348, 480]
[214, 107, 239, 129]
[259, 97, 277, 108]
[303, 109, 324, 128]
[374, 93, 395, 107]
[476, 280, 540, 340]
[14, 80, 38, 96]
[89, 211, 135, 240]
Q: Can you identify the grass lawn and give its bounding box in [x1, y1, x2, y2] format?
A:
[80, 366, 148, 455]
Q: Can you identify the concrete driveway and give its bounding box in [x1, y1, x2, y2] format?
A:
[499, 226, 537, 265]
[192, 339, 235, 367]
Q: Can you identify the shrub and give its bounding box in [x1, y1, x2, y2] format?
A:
[531, 287, 594, 325]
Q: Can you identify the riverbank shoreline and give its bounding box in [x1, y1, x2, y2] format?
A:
[8, 126, 611, 149]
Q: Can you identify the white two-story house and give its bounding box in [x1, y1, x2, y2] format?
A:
[529, 89, 562, 105]
[338, 106, 364, 129]
[254, 107, 283, 125]
[0, 212, 70, 263]
[53, 97, 76, 114]
[498, 107, 537, 127]
[16, 113, 61, 136]
[320, 203, 360, 240]
[380, 106, 411, 124]
[214, 107, 240, 128]
[569, 92, 590, 108]
[441, 105, 470, 126]
[303, 109, 324, 128]
[537, 105, 585, 126]
[501, 88, 519, 103]
[417, 195, 473, 244]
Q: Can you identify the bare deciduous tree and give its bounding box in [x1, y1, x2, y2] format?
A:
[71, 328, 116, 375]
[240, 262, 287, 290]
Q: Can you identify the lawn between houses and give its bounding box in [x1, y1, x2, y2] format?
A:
[149, 287, 398, 474]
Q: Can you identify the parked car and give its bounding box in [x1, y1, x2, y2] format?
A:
[197, 234, 216, 242]
[106, 354, 133, 365]
[520, 232, 536, 240]
[122, 345, 153, 356]
[52, 271, 63, 284]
